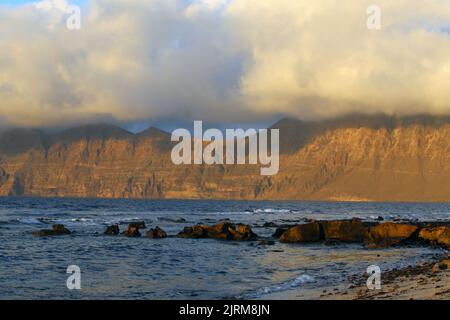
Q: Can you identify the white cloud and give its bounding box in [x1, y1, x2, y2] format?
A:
[33, 0, 70, 11]
[1, 0, 450, 127]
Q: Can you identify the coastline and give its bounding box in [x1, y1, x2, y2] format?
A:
[327, 258, 450, 300]
[258, 255, 450, 300]
[2, 196, 449, 300]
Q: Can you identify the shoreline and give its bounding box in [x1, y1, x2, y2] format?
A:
[257, 254, 450, 300]
[325, 256, 450, 300]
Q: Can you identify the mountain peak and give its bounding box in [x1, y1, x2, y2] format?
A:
[56, 124, 133, 142]
[137, 126, 170, 139]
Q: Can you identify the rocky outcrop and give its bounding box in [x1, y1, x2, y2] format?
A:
[276, 220, 434, 248]
[177, 221, 257, 241]
[32, 224, 71, 236]
[321, 218, 368, 242]
[104, 224, 120, 235]
[364, 222, 418, 248]
[6, 115, 450, 201]
[419, 226, 450, 247]
[146, 227, 167, 239]
[279, 222, 322, 243]
[124, 224, 141, 237]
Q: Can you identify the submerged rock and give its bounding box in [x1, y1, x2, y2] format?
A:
[146, 226, 167, 239]
[124, 224, 141, 237]
[104, 224, 120, 235]
[32, 224, 71, 237]
[321, 218, 368, 242]
[364, 222, 418, 248]
[419, 226, 450, 247]
[158, 217, 186, 223]
[279, 222, 322, 243]
[177, 221, 257, 241]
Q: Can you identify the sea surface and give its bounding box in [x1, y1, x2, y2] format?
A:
[0, 197, 448, 300]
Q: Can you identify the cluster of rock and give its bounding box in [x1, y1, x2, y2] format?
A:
[177, 221, 257, 241]
[30, 218, 449, 250]
[31, 220, 257, 242]
[31, 224, 71, 237]
[32, 221, 168, 239]
[277, 218, 450, 249]
[117, 221, 168, 239]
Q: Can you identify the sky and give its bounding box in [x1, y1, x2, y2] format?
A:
[1, 0, 450, 130]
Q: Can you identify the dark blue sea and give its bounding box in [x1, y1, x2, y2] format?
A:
[0, 197, 448, 299]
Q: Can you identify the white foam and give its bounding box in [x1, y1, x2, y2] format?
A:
[253, 208, 291, 214]
[244, 274, 314, 298]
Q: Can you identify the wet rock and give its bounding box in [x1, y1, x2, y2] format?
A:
[128, 221, 146, 229]
[279, 222, 322, 243]
[228, 223, 257, 241]
[432, 260, 449, 273]
[178, 225, 209, 239]
[364, 222, 418, 248]
[377, 216, 384, 221]
[124, 224, 141, 237]
[320, 218, 368, 242]
[146, 226, 167, 239]
[32, 224, 71, 236]
[177, 222, 257, 241]
[418, 226, 450, 247]
[104, 224, 119, 235]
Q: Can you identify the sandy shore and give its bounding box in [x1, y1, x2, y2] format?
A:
[259, 253, 449, 300]
[319, 256, 450, 300]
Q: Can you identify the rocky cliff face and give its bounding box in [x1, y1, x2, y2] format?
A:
[2, 115, 450, 201]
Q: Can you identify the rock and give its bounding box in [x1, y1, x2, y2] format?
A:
[128, 221, 146, 229]
[228, 223, 257, 241]
[177, 222, 257, 241]
[364, 222, 418, 248]
[418, 226, 450, 247]
[158, 217, 186, 223]
[104, 224, 120, 235]
[272, 228, 287, 238]
[320, 218, 368, 242]
[146, 226, 167, 239]
[279, 222, 322, 243]
[178, 225, 209, 239]
[124, 225, 141, 237]
[377, 216, 384, 221]
[32, 224, 71, 236]
[432, 260, 450, 272]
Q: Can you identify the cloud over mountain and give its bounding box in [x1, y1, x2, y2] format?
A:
[1, 0, 450, 127]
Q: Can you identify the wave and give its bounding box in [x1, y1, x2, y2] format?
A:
[252, 208, 293, 214]
[241, 274, 315, 299]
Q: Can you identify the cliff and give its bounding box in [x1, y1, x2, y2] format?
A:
[2, 114, 450, 202]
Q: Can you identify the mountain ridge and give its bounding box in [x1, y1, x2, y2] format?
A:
[2, 113, 450, 201]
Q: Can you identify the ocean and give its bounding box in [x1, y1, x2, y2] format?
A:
[0, 197, 448, 299]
